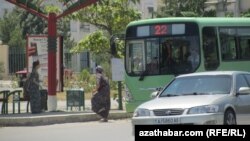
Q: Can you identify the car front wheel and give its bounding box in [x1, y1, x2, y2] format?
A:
[224, 109, 236, 125]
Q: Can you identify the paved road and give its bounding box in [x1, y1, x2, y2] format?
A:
[0, 119, 134, 141]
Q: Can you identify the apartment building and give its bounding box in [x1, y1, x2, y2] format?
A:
[205, 0, 250, 16]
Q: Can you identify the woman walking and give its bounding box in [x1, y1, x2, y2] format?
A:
[91, 66, 111, 122]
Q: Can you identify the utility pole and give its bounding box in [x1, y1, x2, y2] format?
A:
[110, 34, 125, 110]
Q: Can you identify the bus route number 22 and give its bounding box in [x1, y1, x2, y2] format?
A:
[154, 25, 168, 35]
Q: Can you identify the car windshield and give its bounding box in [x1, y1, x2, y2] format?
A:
[160, 75, 232, 97]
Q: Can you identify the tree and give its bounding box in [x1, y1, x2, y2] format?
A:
[20, 7, 75, 49]
[0, 8, 24, 46]
[0, 7, 45, 47]
[155, 0, 216, 17]
[8, 25, 26, 49]
[0, 6, 75, 72]
[19, 10, 46, 38]
[241, 9, 250, 17]
[69, 0, 141, 58]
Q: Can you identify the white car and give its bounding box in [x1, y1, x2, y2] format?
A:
[132, 71, 250, 126]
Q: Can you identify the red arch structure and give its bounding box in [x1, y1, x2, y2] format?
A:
[6, 0, 99, 111]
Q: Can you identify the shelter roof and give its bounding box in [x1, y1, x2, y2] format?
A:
[6, 0, 99, 19]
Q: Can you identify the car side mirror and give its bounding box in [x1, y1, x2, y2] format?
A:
[238, 87, 250, 94]
[151, 91, 159, 98]
[150, 87, 162, 98]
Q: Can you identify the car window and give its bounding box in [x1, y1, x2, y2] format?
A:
[160, 75, 231, 97]
[244, 74, 250, 85]
[236, 74, 249, 92]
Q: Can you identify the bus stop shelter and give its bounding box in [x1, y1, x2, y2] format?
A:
[6, 0, 99, 111]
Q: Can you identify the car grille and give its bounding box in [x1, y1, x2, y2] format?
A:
[153, 109, 184, 116]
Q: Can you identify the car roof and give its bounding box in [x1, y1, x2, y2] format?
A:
[176, 71, 250, 78]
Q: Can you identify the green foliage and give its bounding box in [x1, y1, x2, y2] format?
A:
[44, 5, 61, 14]
[0, 8, 24, 45]
[0, 6, 75, 70]
[241, 9, 250, 17]
[225, 12, 234, 17]
[79, 69, 96, 93]
[80, 69, 91, 83]
[63, 72, 96, 93]
[156, 0, 216, 17]
[70, 0, 140, 35]
[0, 7, 44, 48]
[10, 74, 19, 88]
[8, 25, 26, 48]
[101, 61, 111, 80]
[69, 0, 140, 58]
[115, 40, 125, 58]
[19, 9, 46, 38]
[71, 30, 109, 54]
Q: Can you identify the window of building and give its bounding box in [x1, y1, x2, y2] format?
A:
[80, 23, 90, 32]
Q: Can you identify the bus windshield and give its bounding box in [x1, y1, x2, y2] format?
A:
[125, 23, 200, 76]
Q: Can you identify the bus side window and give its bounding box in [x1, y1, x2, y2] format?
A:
[240, 39, 250, 60]
[202, 27, 219, 70]
[219, 28, 237, 60]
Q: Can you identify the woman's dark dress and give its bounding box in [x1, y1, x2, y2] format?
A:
[29, 70, 41, 114]
[91, 73, 110, 119]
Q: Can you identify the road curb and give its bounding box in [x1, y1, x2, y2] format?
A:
[0, 111, 133, 126]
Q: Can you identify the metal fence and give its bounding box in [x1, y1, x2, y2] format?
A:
[8, 47, 26, 74]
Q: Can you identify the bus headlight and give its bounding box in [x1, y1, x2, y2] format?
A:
[133, 108, 150, 117]
[188, 105, 219, 114]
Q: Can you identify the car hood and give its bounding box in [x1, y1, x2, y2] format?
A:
[139, 95, 227, 110]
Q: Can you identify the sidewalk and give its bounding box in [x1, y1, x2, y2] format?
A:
[0, 99, 133, 126]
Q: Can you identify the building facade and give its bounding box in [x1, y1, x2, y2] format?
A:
[205, 0, 250, 16]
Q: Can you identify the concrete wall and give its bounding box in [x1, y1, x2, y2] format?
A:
[240, 0, 250, 12]
[134, 0, 158, 19]
[0, 44, 9, 79]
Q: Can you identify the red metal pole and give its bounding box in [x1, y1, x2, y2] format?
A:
[48, 13, 57, 97]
